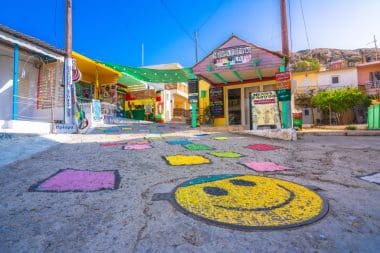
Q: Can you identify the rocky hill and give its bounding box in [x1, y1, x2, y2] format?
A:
[291, 48, 379, 66]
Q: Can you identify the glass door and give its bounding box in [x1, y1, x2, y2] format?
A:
[228, 88, 241, 125]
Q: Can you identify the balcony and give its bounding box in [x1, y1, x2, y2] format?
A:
[364, 81, 380, 95]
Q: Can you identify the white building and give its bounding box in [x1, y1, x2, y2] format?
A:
[0, 25, 65, 133]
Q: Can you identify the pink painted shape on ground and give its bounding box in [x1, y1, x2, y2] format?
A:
[243, 161, 286, 172]
[246, 144, 281, 151]
[100, 142, 128, 147]
[127, 140, 150, 145]
[39, 169, 115, 191]
[122, 144, 152, 150]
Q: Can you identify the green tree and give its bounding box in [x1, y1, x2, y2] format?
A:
[292, 57, 321, 72]
[311, 87, 367, 124]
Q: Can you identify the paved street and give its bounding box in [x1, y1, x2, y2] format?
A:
[1, 121, 380, 253]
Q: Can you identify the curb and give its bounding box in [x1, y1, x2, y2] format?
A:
[297, 130, 380, 137]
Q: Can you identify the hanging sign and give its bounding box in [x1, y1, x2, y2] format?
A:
[276, 89, 291, 101]
[188, 79, 199, 103]
[276, 71, 291, 90]
[209, 87, 224, 118]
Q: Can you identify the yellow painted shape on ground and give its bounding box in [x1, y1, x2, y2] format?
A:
[165, 155, 210, 166]
[213, 137, 228, 140]
[174, 175, 325, 228]
[161, 133, 177, 138]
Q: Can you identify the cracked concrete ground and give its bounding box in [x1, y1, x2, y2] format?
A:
[0, 124, 379, 253]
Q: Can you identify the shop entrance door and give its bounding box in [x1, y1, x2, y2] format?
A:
[228, 88, 241, 125]
[244, 86, 260, 126]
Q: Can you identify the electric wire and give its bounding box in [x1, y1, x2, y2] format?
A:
[197, 0, 224, 31]
[299, 0, 311, 51]
[159, 0, 207, 54]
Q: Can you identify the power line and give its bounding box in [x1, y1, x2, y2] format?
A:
[299, 0, 311, 51]
[159, 0, 207, 55]
[288, 0, 293, 54]
[197, 0, 224, 31]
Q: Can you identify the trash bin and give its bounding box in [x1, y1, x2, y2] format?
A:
[292, 112, 302, 129]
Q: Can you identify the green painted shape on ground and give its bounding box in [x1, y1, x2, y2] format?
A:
[209, 151, 242, 158]
[184, 144, 214, 151]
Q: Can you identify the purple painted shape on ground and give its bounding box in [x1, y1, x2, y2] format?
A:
[122, 144, 152, 150]
[38, 169, 116, 191]
[242, 161, 286, 172]
[245, 144, 281, 151]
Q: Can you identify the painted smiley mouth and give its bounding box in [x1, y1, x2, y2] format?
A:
[214, 184, 295, 212]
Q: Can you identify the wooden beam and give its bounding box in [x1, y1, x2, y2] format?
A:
[233, 70, 243, 82]
[213, 73, 228, 84]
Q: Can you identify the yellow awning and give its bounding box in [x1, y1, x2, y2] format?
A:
[73, 51, 121, 84]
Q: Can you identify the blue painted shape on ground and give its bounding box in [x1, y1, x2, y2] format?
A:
[195, 133, 209, 136]
[167, 140, 192, 145]
[180, 174, 243, 187]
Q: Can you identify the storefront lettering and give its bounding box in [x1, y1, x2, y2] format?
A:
[213, 46, 252, 67]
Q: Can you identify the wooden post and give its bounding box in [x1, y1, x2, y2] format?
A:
[280, 0, 290, 57]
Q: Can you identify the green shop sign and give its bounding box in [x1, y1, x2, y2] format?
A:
[276, 89, 291, 101]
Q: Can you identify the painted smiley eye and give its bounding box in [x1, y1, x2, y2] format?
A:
[230, 179, 256, 187]
[203, 186, 228, 196]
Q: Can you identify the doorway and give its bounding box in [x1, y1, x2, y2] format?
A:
[228, 88, 241, 125]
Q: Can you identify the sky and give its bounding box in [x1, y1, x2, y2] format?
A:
[0, 0, 379, 67]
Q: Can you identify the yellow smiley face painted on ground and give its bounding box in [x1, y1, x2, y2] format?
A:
[173, 174, 328, 230]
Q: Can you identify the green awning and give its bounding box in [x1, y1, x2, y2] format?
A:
[104, 63, 196, 83]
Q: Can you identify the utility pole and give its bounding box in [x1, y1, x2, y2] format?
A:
[194, 31, 199, 63]
[64, 0, 74, 126]
[280, 0, 290, 57]
[141, 43, 144, 66]
[374, 35, 378, 61]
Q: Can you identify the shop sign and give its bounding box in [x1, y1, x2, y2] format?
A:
[188, 79, 199, 103]
[250, 91, 281, 130]
[276, 71, 291, 90]
[213, 46, 252, 67]
[276, 89, 291, 101]
[275, 71, 291, 82]
[209, 87, 224, 118]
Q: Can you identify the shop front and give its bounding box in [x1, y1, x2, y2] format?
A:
[192, 35, 290, 129]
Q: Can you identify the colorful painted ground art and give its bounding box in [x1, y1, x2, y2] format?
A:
[100, 141, 129, 147]
[103, 129, 119, 133]
[152, 174, 328, 230]
[127, 140, 150, 145]
[195, 133, 209, 137]
[242, 161, 286, 172]
[29, 169, 120, 192]
[184, 144, 214, 151]
[359, 172, 380, 185]
[146, 136, 162, 140]
[122, 144, 152, 150]
[246, 144, 281, 151]
[164, 155, 211, 166]
[213, 137, 229, 140]
[209, 151, 242, 158]
[167, 140, 192, 145]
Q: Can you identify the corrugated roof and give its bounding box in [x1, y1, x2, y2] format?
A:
[0, 24, 65, 56]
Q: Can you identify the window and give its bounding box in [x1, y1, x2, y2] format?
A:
[304, 109, 309, 116]
[369, 72, 380, 82]
[331, 76, 339, 84]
